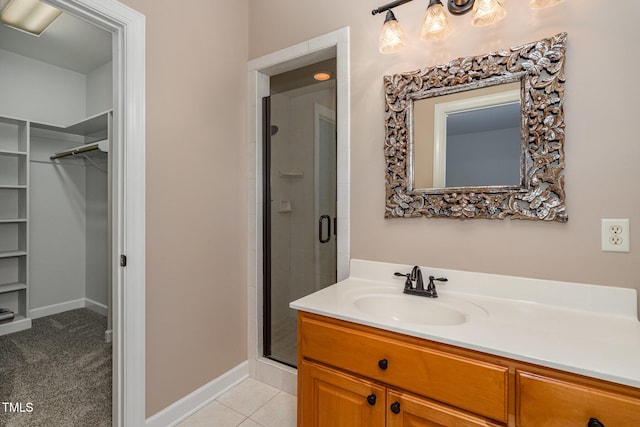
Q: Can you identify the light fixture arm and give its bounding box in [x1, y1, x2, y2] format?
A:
[372, 0, 415, 16]
[447, 0, 475, 15]
[372, 0, 476, 16]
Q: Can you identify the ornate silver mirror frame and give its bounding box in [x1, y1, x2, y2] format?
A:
[384, 32, 567, 221]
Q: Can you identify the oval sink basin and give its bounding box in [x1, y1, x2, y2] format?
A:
[353, 295, 470, 326]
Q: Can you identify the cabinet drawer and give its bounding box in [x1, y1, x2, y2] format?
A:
[516, 371, 640, 426]
[299, 313, 509, 423]
[387, 389, 504, 427]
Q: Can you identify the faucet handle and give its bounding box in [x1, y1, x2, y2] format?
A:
[425, 276, 448, 298]
[394, 272, 413, 290]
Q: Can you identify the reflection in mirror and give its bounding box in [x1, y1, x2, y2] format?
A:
[413, 82, 522, 189]
[384, 32, 568, 221]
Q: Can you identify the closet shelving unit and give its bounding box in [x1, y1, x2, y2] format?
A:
[0, 111, 111, 336]
[0, 116, 31, 335]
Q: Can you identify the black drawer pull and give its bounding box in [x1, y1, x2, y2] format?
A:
[588, 418, 605, 427]
[378, 359, 388, 370]
[367, 394, 376, 406]
[390, 402, 400, 414]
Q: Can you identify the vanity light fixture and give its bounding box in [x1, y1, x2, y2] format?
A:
[373, 0, 565, 54]
[379, 9, 407, 54]
[420, 0, 451, 41]
[0, 0, 63, 36]
[529, 0, 565, 9]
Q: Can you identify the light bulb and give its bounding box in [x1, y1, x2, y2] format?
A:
[529, 0, 566, 9]
[420, 1, 451, 41]
[471, 0, 506, 27]
[379, 10, 406, 54]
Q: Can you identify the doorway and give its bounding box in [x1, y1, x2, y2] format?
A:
[263, 60, 338, 367]
[0, 1, 145, 425]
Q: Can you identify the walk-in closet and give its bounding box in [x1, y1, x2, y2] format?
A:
[0, 3, 114, 424]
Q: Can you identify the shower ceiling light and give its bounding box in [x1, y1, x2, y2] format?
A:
[0, 0, 63, 36]
[372, 0, 566, 54]
[313, 72, 332, 81]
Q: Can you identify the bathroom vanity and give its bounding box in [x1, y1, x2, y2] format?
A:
[291, 260, 640, 426]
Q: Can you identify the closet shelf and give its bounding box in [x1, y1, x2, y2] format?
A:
[0, 315, 31, 335]
[0, 282, 27, 294]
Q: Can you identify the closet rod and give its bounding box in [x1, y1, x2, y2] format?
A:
[50, 140, 109, 160]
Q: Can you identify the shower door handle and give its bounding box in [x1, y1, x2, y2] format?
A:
[319, 215, 331, 243]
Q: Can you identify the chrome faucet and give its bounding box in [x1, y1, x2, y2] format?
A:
[410, 265, 424, 290]
[395, 266, 447, 298]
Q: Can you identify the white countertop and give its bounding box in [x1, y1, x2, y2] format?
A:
[290, 259, 640, 389]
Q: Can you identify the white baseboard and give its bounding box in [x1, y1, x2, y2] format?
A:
[29, 298, 108, 319]
[146, 361, 249, 427]
[85, 298, 108, 316]
[29, 298, 86, 319]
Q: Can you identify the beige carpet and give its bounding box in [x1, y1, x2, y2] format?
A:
[0, 308, 112, 427]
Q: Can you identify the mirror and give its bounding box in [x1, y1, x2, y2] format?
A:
[414, 82, 521, 188]
[384, 32, 567, 221]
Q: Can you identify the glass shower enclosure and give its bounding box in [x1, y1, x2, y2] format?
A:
[263, 60, 337, 367]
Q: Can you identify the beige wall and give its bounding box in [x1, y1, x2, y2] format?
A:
[118, 0, 249, 417]
[108, 0, 640, 417]
[249, 1, 640, 306]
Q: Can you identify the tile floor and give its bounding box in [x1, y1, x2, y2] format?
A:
[178, 378, 297, 427]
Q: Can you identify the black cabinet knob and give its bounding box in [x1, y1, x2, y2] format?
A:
[588, 418, 605, 427]
[390, 402, 401, 414]
[367, 394, 377, 406]
[378, 359, 388, 370]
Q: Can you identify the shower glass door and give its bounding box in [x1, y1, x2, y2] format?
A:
[263, 63, 337, 367]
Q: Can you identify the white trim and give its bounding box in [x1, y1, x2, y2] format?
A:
[29, 298, 86, 319]
[85, 297, 108, 316]
[46, 1, 146, 426]
[432, 89, 520, 188]
[29, 297, 107, 319]
[145, 361, 249, 427]
[247, 27, 350, 386]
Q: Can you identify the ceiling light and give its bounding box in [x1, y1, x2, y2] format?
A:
[379, 10, 406, 54]
[0, 0, 63, 36]
[529, 0, 566, 9]
[313, 72, 332, 81]
[420, 0, 451, 41]
[471, 0, 506, 27]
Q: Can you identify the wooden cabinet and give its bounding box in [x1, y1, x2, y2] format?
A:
[300, 360, 385, 427]
[298, 312, 640, 427]
[387, 389, 503, 427]
[517, 371, 640, 427]
[300, 359, 500, 427]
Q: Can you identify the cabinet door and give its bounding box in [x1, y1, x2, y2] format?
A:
[517, 371, 640, 426]
[386, 389, 504, 427]
[299, 360, 385, 427]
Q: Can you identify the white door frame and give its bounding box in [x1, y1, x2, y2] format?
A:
[247, 27, 350, 387]
[47, 1, 146, 426]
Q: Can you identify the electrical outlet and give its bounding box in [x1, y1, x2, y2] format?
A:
[601, 219, 630, 252]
